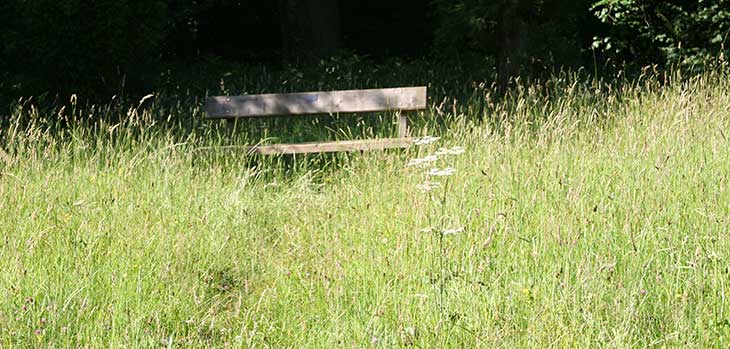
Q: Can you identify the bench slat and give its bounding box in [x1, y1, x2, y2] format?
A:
[205, 87, 426, 118]
[246, 138, 413, 155]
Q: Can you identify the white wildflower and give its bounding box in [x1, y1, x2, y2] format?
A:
[406, 155, 439, 168]
[435, 146, 465, 156]
[420, 226, 435, 234]
[428, 167, 456, 177]
[416, 181, 441, 192]
[404, 327, 416, 337]
[442, 227, 464, 235]
[413, 136, 440, 146]
[371, 335, 379, 345]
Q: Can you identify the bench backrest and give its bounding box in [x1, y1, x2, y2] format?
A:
[205, 86, 427, 118]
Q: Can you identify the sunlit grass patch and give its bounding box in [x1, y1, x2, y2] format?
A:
[1, 71, 729, 347]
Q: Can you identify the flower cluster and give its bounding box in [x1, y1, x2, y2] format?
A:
[407, 144, 461, 192]
[428, 167, 456, 177]
[407, 138, 465, 233]
[406, 155, 439, 168]
[435, 146, 465, 156]
[413, 136, 440, 146]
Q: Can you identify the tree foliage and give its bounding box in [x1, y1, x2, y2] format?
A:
[2, 0, 729, 97]
[592, 0, 730, 69]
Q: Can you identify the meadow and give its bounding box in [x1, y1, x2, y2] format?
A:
[1, 69, 729, 347]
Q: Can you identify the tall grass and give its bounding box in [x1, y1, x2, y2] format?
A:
[1, 70, 729, 347]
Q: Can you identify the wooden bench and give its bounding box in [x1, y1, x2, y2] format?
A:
[204, 86, 427, 154]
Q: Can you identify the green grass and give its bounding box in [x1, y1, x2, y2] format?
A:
[1, 71, 730, 347]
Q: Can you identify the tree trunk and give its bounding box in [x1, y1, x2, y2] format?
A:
[279, 0, 343, 65]
[496, 0, 529, 92]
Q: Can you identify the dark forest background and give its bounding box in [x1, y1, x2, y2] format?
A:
[1, 0, 729, 101]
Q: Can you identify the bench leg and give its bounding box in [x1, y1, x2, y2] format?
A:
[226, 118, 237, 135]
[397, 112, 409, 138]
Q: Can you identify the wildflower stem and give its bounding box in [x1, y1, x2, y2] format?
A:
[427, 192, 437, 319]
[438, 177, 450, 320]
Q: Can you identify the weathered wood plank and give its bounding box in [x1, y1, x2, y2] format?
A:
[247, 138, 413, 155]
[205, 87, 427, 118]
